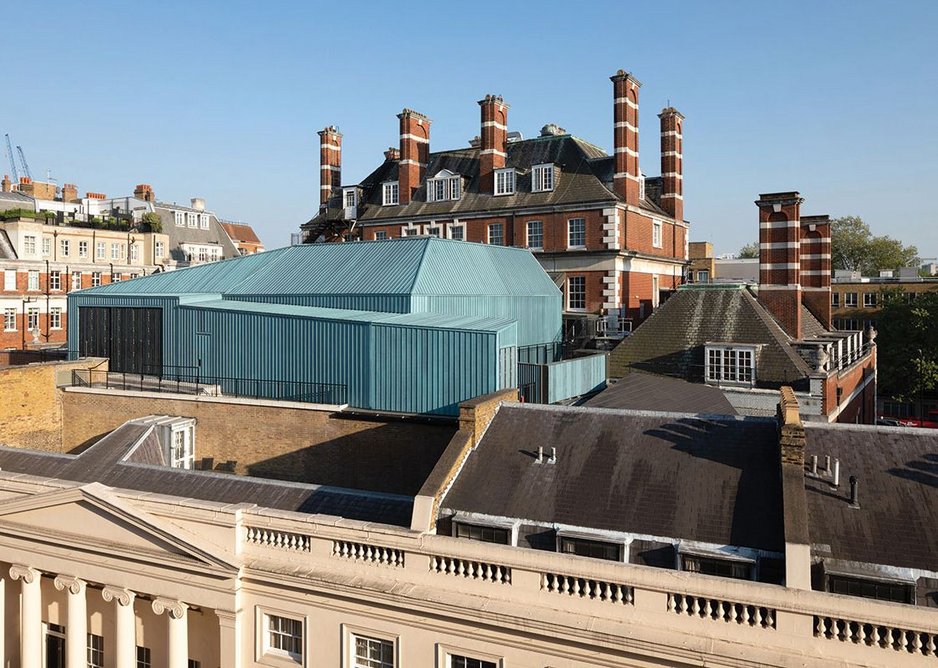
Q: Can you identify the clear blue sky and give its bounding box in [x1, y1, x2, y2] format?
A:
[5, 0, 937, 256]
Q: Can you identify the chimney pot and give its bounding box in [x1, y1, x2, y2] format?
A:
[832, 459, 841, 487]
[536, 445, 544, 464]
[849, 475, 859, 507]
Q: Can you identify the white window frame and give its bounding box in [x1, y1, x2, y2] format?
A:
[401, 226, 419, 237]
[526, 220, 543, 250]
[3, 308, 16, 331]
[382, 181, 399, 206]
[155, 241, 164, 259]
[567, 276, 586, 312]
[199, 213, 209, 230]
[373, 230, 387, 241]
[27, 307, 39, 331]
[344, 188, 358, 209]
[487, 223, 504, 246]
[42, 237, 51, 256]
[136, 645, 152, 668]
[845, 292, 858, 307]
[863, 292, 877, 307]
[175, 211, 185, 227]
[448, 176, 461, 200]
[71, 272, 82, 290]
[96, 241, 106, 259]
[169, 425, 195, 469]
[27, 270, 39, 291]
[50, 307, 62, 330]
[494, 169, 515, 196]
[652, 274, 660, 308]
[831, 292, 840, 307]
[60, 238, 70, 258]
[426, 225, 441, 238]
[78, 240, 88, 258]
[3, 269, 16, 291]
[187, 212, 197, 228]
[704, 344, 757, 386]
[652, 220, 663, 248]
[343, 624, 399, 668]
[91, 272, 102, 287]
[447, 222, 466, 241]
[532, 163, 555, 192]
[436, 644, 504, 668]
[567, 218, 586, 249]
[23, 235, 37, 255]
[110, 243, 120, 260]
[696, 270, 710, 283]
[256, 608, 304, 665]
[111, 273, 122, 283]
[130, 243, 139, 261]
[49, 271, 61, 291]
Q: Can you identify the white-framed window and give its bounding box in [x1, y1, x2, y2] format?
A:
[427, 172, 461, 202]
[845, 292, 858, 307]
[187, 212, 197, 228]
[199, 213, 209, 229]
[87, 633, 104, 668]
[532, 163, 555, 192]
[567, 275, 586, 311]
[494, 169, 515, 196]
[652, 220, 663, 248]
[49, 271, 61, 291]
[211, 247, 221, 262]
[27, 270, 39, 291]
[130, 244, 139, 261]
[198, 247, 207, 263]
[448, 223, 465, 241]
[705, 345, 756, 385]
[50, 307, 62, 329]
[136, 646, 151, 668]
[681, 552, 754, 580]
[130, 272, 140, 280]
[487, 223, 504, 246]
[350, 633, 395, 668]
[24, 235, 37, 255]
[78, 240, 88, 258]
[526, 221, 543, 250]
[42, 237, 51, 256]
[110, 243, 120, 260]
[174, 211, 185, 227]
[401, 226, 419, 237]
[652, 274, 660, 308]
[374, 230, 387, 241]
[91, 272, 101, 287]
[96, 241, 106, 259]
[260, 612, 304, 663]
[3, 308, 16, 331]
[382, 181, 399, 206]
[426, 226, 441, 237]
[441, 650, 500, 668]
[696, 270, 710, 283]
[27, 307, 39, 330]
[111, 273, 121, 283]
[3, 269, 16, 291]
[344, 188, 358, 209]
[831, 292, 840, 307]
[60, 238, 70, 257]
[170, 427, 195, 469]
[449, 177, 461, 200]
[567, 218, 586, 248]
[863, 292, 877, 307]
[71, 272, 82, 290]
[429, 178, 445, 202]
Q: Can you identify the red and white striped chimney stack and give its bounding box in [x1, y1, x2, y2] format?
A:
[397, 109, 431, 205]
[611, 70, 642, 206]
[756, 192, 805, 339]
[318, 126, 342, 207]
[478, 94, 509, 194]
[658, 107, 684, 221]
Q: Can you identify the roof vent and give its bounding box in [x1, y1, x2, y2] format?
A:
[849, 476, 860, 508]
[540, 123, 566, 137]
[468, 135, 481, 148]
[506, 131, 524, 143]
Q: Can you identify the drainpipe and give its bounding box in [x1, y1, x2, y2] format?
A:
[44, 259, 50, 342]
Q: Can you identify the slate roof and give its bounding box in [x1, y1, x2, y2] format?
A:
[0, 422, 414, 527]
[305, 134, 672, 229]
[152, 202, 240, 263]
[583, 371, 738, 415]
[801, 305, 827, 339]
[608, 284, 814, 386]
[442, 403, 784, 553]
[804, 423, 938, 571]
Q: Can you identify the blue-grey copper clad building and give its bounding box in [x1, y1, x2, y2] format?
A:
[67, 237, 564, 415]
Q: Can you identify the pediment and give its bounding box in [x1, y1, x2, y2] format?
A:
[0, 482, 237, 570]
[430, 169, 458, 179]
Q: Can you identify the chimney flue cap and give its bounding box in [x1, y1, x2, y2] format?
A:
[540, 123, 567, 137]
[610, 70, 643, 86]
[318, 125, 342, 138]
[478, 94, 510, 109]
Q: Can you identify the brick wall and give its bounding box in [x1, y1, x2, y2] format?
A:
[60, 389, 457, 495]
[0, 358, 106, 451]
[824, 348, 877, 424]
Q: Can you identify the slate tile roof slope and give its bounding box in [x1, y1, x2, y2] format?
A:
[583, 371, 738, 415]
[608, 285, 813, 385]
[0, 423, 414, 527]
[305, 134, 670, 228]
[801, 305, 827, 339]
[443, 403, 784, 553]
[804, 424, 938, 571]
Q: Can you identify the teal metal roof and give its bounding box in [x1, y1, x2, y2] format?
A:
[185, 298, 516, 333]
[79, 238, 560, 299]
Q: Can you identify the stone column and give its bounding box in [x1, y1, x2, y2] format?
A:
[102, 586, 136, 668]
[152, 598, 188, 668]
[53, 575, 87, 668]
[215, 609, 241, 668]
[9, 565, 41, 668]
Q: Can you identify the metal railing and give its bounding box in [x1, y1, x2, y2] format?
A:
[70, 368, 348, 405]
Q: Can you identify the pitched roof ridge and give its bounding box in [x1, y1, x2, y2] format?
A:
[739, 289, 814, 375]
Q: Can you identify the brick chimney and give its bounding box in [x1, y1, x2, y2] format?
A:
[1, 174, 10, 193]
[611, 70, 642, 205]
[756, 192, 804, 339]
[318, 125, 342, 207]
[800, 215, 832, 328]
[133, 184, 155, 202]
[777, 386, 805, 467]
[62, 183, 78, 203]
[477, 95, 509, 194]
[398, 109, 431, 205]
[658, 107, 684, 220]
[384, 147, 400, 162]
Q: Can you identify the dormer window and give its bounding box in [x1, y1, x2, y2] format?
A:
[427, 170, 461, 202]
[382, 181, 399, 206]
[532, 163, 555, 192]
[343, 188, 357, 209]
[705, 344, 757, 386]
[495, 168, 516, 196]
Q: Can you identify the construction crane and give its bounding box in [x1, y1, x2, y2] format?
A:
[15, 145, 31, 181]
[3, 134, 19, 183]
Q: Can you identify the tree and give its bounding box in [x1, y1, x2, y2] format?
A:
[831, 216, 918, 275]
[876, 290, 938, 404]
[738, 242, 759, 258]
[141, 211, 163, 233]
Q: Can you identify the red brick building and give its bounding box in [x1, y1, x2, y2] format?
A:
[302, 70, 688, 334]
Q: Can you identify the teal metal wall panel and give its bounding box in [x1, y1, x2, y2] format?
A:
[223, 293, 413, 314]
[546, 353, 608, 404]
[413, 295, 560, 348]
